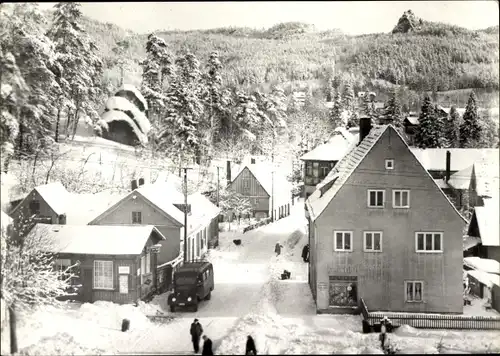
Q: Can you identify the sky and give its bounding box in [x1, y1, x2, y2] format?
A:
[37, 1, 499, 35]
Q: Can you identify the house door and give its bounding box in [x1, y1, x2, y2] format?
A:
[82, 268, 93, 303]
[328, 276, 358, 307]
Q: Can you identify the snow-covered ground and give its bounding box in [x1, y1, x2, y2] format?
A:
[4, 200, 500, 355]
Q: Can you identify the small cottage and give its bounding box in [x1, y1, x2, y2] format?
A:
[306, 119, 467, 314]
[28, 223, 166, 304]
[9, 182, 69, 234]
[228, 161, 293, 220]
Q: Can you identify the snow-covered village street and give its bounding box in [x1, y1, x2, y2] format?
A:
[2, 203, 500, 355]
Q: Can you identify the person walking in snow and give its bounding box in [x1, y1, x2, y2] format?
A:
[201, 334, 213, 356]
[190, 318, 203, 354]
[245, 335, 257, 355]
[275, 242, 283, 256]
[379, 316, 389, 349]
[301, 244, 309, 262]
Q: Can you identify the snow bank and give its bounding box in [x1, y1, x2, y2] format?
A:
[78, 301, 151, 331]
[20, 332, 108, 356]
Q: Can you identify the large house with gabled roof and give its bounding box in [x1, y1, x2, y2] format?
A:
[89, 178, 220, 266]
[305, 118, 467, 314]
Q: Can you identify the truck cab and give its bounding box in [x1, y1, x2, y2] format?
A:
[168, 261, 214, 312]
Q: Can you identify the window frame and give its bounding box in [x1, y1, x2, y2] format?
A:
[132, 211, 142, 224]
[392, 189, 410, 209]
[385, 159, 394, 170]
[333, 230, 353, 252]
[404, 280, 424, 303]
[415, 232, 443, 253]
[93, 260, 114, 290]
[367, 189, 385, 208]
[363, 231, 383, 252]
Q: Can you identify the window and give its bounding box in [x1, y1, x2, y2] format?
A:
[393, 190, 410, 208]
[405, 281, 424, 302]
[29, 200, 40, 215]
[367, 190, 385, 208]
[306, 162, 313, 177]
[319, 163, 331, 178]
[415, 232, 443, 253]
[55, 258, 71, 271]
[334, 231, 352, 251]
[364, 232, 382, 252]
[93, 260, 113, 290]
[255, 198, 260, 205]
[243, 179, 250, 189]
[312, 162, 319, 178]
[132, 211, 142, 224]
[385, 159, 394, 170]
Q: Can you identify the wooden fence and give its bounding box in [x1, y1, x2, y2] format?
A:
[359, 298, 500, 330]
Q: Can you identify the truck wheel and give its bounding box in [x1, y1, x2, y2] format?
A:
[204, 291, 211, 301]
[170, 305, 175, 313]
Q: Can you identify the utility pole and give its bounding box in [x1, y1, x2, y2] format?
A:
[183, 167, 192, 263]
[271, 130, 275, 222]
[216, 166, 221, 207]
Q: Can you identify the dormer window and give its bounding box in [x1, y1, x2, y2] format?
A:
[385, 159, 394, 170]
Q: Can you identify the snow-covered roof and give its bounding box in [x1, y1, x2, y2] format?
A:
[404, 116, 419, 125]
[467, 269, 500, 289]
[463, 235, 481, 251]
[136, 183, 185, 225]
[300, 130, 358, 162]
[105, 96, 151, 134]
[410, 148, 498, 172]
[470, 197, 500, 247]
[101, 110, 148, 145]
[29, 224, 165, 255]
[447, 150, 499, 196]
[306, 125, 467, 223]
[187, 192, 221, 235]
[464, 257, 500, 274]
[65, 191, 125, 225]
[28, 182, 69, 216]
[154, 172, 183, 192]
[117, 84, 148, 112]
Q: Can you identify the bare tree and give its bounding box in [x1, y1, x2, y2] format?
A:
[1, 213, 76, 354]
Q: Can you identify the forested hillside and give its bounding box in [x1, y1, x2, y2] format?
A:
[76, 10, 500, 102]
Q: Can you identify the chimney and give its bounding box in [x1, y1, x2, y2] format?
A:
[131, 179, 138, 191]
[445, 150, 451, 182]
[138, 177, 145, 186]
[250, 158, 256, 164]
[226, 160, 232, 185]
[359, 117, 372, 145]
